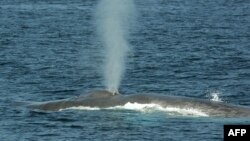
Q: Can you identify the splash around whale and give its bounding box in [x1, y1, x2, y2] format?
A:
[28, 90, 250, 117]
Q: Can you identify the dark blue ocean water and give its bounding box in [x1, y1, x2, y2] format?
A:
[1, 0, 250, 140]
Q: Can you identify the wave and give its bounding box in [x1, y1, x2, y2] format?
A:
[61, 102, 209, 117]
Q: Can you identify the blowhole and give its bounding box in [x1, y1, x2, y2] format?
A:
[107, 88, 120, 95]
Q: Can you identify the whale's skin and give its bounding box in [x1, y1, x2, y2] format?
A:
[28, 90, 250, 117]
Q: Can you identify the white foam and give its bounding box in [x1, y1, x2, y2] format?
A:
[61, 102, 209, 117]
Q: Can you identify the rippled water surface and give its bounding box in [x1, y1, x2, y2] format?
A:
[1, 0, 250, 140]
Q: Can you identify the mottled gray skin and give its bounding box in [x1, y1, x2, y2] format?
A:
[29, 90, 250, 117]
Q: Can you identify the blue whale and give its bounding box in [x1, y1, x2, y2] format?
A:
[28, 90, 250, 117]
